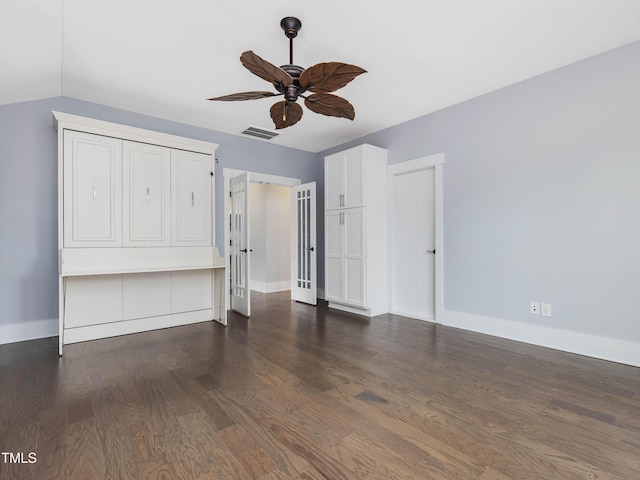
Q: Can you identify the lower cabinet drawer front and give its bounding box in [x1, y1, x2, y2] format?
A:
[171, 270, 213, 313]
[65, 275, 123, 328]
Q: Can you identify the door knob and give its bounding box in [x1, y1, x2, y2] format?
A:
[426, 249, 436, 254]
[309, 247, 315, 251]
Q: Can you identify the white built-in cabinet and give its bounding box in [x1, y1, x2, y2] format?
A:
[324, 144, 388, 316]
[63, 131, 123, 247]
[122, 141, 171, 247]
[55, 112, 226, 355]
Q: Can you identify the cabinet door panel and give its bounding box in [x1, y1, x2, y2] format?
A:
[326, 257, 343, 302]
[122, 272, 171, 320]
[324, 154, 343, 211]
[171, 270, 213, 313]
[172, 150, 212, 246]
[344, 208, 364, 257]
[64, 275, 123, 327]
[123, 141, 171, 246]
[324, 211, 343, 301]
[344, 257, 365, 307]
[343, 148, 364, 208]
[64, 131, 122, 247]
[344, 208, 365, 306]
[325, 211, 343, 257]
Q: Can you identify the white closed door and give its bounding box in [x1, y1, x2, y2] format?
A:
[391, 168, 435, 320]
[230, 172, 250, 317]
[122, 141, 171, 246]
[291, 182, 317, 305]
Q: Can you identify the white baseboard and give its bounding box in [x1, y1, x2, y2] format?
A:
[0, 318, 58, 345]
[441, 309, 640, 368]
[63, 309, 213, 346]
[390, 309, 435, 322]
[328, 302, 369, 316]
[250, 280, 291, 293]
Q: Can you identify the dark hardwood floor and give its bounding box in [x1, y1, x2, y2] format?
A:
[1, 291, 640, 479]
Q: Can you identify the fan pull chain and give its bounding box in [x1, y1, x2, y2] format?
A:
[283, 102, 287, 121]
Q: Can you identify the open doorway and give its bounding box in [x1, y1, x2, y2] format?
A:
[249, 182, 292, 294]
[223, 168, 317, 317]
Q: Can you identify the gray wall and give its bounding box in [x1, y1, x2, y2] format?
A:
[3, 39, 639, 348]
[320, 40, 640, 344]
[0, 97, 321, 342]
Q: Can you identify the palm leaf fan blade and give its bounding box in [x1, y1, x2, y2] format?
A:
[299, 62, 366, 93]
[304, 94, 355, 120]
[270, 101, 303, 129]
[240, 51, 293, 87]
[207, 91, 280, 101]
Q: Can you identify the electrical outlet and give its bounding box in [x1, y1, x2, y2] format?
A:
[530, 301, 540, 315]
[541, 303, 552, 317]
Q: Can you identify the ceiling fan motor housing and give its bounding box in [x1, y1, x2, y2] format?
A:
[275, 64, 306, 101]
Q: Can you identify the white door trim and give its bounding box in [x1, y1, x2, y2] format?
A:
[387, 153, 445, 323]
[223, 168, 301, 312]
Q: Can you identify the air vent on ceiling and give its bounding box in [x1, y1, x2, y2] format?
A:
[241, 125, 280, 140]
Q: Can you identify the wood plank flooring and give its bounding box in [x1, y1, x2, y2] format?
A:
[1, 291, 640, 479]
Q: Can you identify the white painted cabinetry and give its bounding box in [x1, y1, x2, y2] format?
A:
[63, 131, 122, 247]
[325, 146, 364, 210]
[171, 149, 212, 246]
[122, 141, 171, 247]
[324, 144, 388, 316]
[55, 112, 226, 355]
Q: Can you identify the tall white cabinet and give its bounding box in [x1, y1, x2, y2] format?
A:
[324, 144, 388, 316]
[55, 112, 226, 355]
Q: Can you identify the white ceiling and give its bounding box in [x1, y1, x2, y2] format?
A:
[2, 1, 640, 152]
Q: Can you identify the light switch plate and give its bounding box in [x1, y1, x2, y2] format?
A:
[541, 303, 552, 317]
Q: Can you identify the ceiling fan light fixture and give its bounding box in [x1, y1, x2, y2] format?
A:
[208, 16, 366, 130]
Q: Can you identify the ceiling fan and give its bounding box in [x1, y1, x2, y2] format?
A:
[207, 17, 366, 129]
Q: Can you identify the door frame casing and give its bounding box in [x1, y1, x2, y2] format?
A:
[223, 168, 301, 312]
[387, 153, 445, 323]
